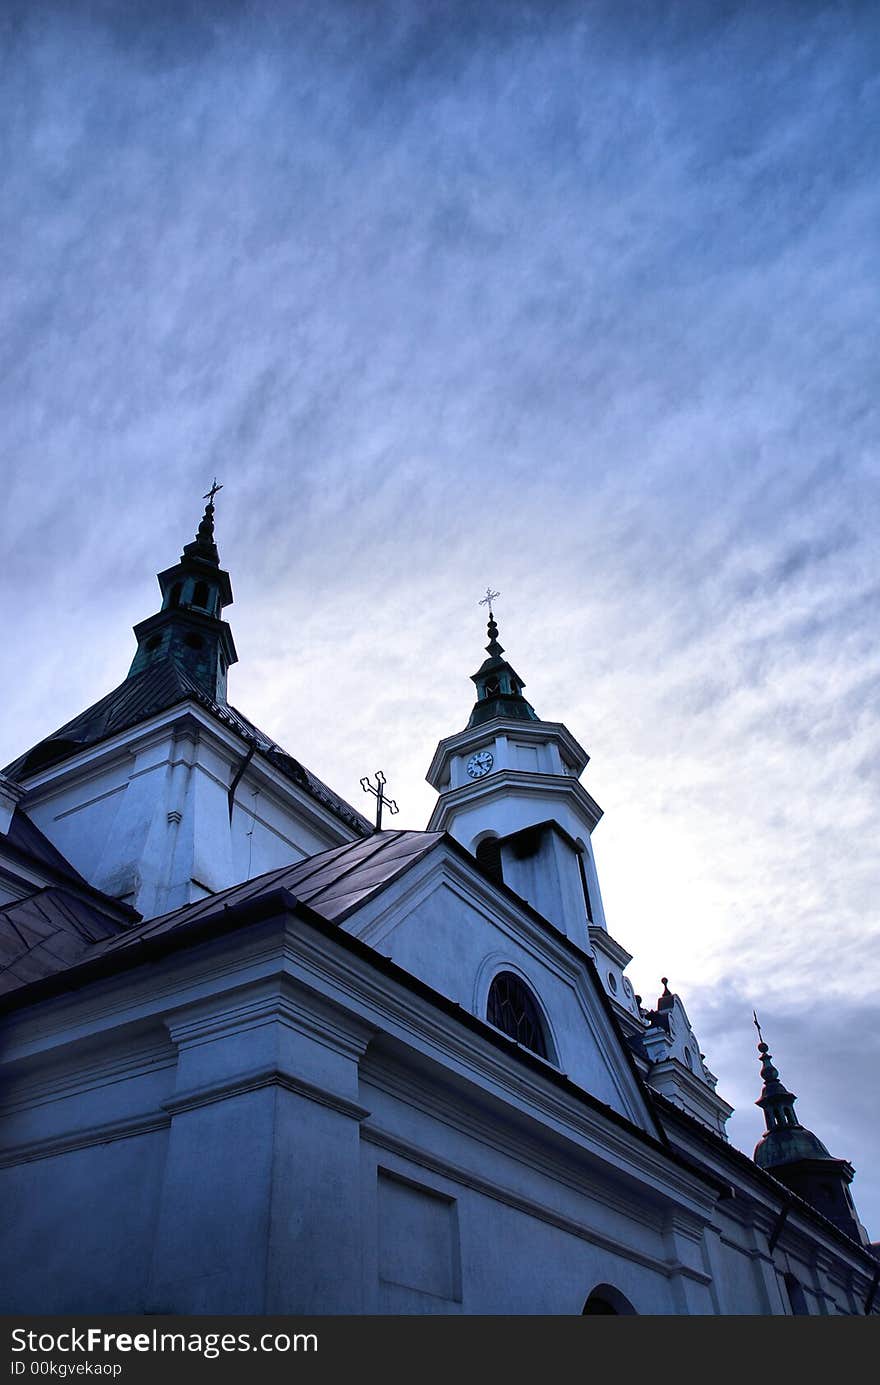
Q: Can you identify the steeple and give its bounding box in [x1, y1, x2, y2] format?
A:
[426, 595, 612, 951]
[468, 609, 539, 728]
[753, 1014, 805, 1146]
[127, 483, 237, 702]
[752, 1015, 867, 1244]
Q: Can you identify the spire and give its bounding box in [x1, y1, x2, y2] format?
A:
[753, 1013, 803, 1139]
[467, 596, 539, 729]
[183, 479, 222, 566]
[127, 485, 237, 701]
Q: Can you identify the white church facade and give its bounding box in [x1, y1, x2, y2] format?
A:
[0, 498, 876, 1316]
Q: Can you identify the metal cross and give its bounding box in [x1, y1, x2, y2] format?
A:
[203, 478, 223, 503]
[753, 1011, 765, 1045]
[479, 587, 500, 616]
[360, 770, 399, 831]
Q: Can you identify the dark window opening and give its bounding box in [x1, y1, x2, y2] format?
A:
[168, 583, 182, 608]
[484, 677, 501, 697]
[145, 634, 162, 652]
[487, 972, 549, 1059]
[192, 580, 210, 609]
[509, 824, 543, 859]
[475, 836, 503, 885]
[577, 849, 594, 922]
[184, 633, 204, 650]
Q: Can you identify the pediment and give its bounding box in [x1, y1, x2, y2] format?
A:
[339, 846, 659, 1135]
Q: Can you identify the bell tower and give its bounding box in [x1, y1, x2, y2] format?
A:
[426, 598, 611, 954]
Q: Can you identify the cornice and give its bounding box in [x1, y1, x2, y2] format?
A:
[17, 705, 359, 846]
[589, 925, 633, 969]
[361, 1124, 713, 1286]
[162, 1064, 370, 1124]
[427, 770, 603, 834]
[426, 717, 590, 786]
[279, 924, 719, 1217]
[0, 1108, 171, 1168]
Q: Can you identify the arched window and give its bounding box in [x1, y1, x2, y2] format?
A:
[475, 836, 503, 885]
[192, 580, 210, 609]
[582, 1284, 637, 1315]
[487, 971, 550, 1060]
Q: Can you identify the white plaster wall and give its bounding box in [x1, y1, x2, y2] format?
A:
[0, 906, 871, 1317]
[344, 870, 646, 1122]
[440, 792, 608, 936]
[0, 1131, 169, 1313]
[20, 713, 358, 919]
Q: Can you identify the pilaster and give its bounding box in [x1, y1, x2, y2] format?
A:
[146, 981, 375, 1314]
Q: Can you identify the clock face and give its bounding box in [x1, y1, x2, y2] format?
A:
[466, 750, 494, 779]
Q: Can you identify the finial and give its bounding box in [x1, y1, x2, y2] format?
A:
[479, 587, 500, 618]
[657, 977, 674, 1010]
[194, 480, 222, 548]
[752, 1011, 784, 1088]
[479, 588, 504, 657]
[753, 1009, 767, 1051]
[182, 481, 223, 565]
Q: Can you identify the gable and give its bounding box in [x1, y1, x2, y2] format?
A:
[339, 847, 659, 1135]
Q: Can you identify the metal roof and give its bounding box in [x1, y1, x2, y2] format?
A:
[0, 887, 127, 996]
[3, 660, 372, 837]
[0, 830, 443, 998]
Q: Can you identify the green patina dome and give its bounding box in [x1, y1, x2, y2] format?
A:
[754, 1125, 832, 1170]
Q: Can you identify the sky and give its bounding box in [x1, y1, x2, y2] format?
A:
[2, 1, 879, 1236]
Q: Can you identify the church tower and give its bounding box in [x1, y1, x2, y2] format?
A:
[127, 482, 237, 702]
[426, 601, 733, 1136]
[426, 602, 624, 976]
[5, 489, 369, 920]
[752, 1019, 869, 1245]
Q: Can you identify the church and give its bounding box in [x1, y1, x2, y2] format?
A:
[1, 494, 876, 1315]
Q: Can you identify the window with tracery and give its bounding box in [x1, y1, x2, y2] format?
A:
[487, 972, 549, 1059]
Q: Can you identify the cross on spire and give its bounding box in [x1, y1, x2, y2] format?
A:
[360, 770, 399, 831]
[203, 478, 223, 504]
[753, 1010, 765, 1047]
[479, 587, 500, 617]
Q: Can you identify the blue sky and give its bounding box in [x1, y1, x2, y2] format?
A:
[2, 1, 878, 1235]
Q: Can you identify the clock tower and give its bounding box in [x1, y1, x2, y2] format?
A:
[427, 608, 629, 981]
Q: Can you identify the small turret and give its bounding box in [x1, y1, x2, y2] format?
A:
[752, 1014, 868, 1245]
[426, 592, 607, 948]
[467, 607, 539, 729]
[127, 482, 237, 702]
